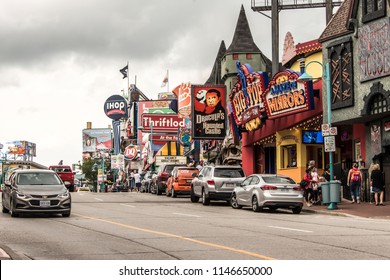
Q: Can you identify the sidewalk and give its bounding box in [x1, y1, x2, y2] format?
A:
[303, 198, 390, 219]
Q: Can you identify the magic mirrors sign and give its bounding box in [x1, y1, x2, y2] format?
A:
[263, 70, 313, 119]
[229, 62, 268, 132]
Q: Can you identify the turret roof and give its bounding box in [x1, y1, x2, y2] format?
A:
[205, 40, 226, 85]
[226, 5, 261, 53]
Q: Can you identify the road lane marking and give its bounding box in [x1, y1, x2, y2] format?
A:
[0, 248, 10, 259]
[74, 213, 276, 260]
[172, 212, 201, 218]
[268, 226, 313, 233]
[94, 198, 104, 201]
[120, 204, 135, 208]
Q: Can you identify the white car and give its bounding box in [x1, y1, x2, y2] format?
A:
[230, 174, 304, 214]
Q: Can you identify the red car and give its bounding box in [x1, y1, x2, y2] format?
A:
[48, 165, 75, 192]
[166, 167, 199, 197]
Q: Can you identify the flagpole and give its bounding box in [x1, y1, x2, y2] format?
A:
[167, 69, 169, 92]
[127, 61, 130, 104]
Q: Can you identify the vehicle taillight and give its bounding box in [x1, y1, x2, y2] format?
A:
[293, 186, 302, 191]
[207, 180, 215, 185]
[260, 185, 277, 190]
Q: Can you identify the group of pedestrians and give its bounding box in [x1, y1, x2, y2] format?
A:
[126, 170, 141, 192]
[302, 161, 324, 207]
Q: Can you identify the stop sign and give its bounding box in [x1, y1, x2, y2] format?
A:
[124, 146, 138, 160]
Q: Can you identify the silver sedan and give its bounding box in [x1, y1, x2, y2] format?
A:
[230, 174, 304, 214]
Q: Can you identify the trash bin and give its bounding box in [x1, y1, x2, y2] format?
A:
[321, 182, 330, 204]
[329, 180, 341, 203]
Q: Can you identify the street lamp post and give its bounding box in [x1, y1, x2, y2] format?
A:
[298, 59, 338, 210]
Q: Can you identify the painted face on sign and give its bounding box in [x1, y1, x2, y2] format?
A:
[206, 91, 221, 108]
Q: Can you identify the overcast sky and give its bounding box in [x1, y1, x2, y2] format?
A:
[0, 0, 330, 167]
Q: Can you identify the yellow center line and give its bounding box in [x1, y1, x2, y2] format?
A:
[74, 213, 276, 260]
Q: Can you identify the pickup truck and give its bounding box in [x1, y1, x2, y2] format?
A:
[48, 165, 75, 192]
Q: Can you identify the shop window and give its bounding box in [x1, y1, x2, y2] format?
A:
[328, 40, 354, 109]
[281, 145, 297, 168]
[362, 0, 386, 23]
[369, 94, 388, 114]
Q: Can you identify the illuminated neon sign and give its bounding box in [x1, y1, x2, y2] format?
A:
[263, 70, 313, 119]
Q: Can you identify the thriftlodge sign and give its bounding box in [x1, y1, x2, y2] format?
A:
[140, 114, 185, 133]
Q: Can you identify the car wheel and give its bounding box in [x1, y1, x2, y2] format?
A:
[230, 193, 242, 209]
[9, 200, 18, 217]
[202, 189, 210, 206]
[190, 187, 199, 203]
[171, 188, 176, 198]
[292, 207, 302, 214]
[2, 198, 9, 213]
[156, 185, 162, 195]
[252, 195, 261, 212]
[62, 212, 71, 217]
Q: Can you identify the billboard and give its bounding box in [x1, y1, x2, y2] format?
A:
[191, 84, 227, 140]
[82, 129, 112, 158]
[0, 140, 36, 158]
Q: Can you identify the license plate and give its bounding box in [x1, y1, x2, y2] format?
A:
[226, 183, 234, 188]
[40, 200, 50, 207]
[280, 188, 290, 192]
[186, 180, 192, 183]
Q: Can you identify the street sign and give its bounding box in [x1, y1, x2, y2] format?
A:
[155, 156, 187, 165]
[322, 124, 330, 136]
[329, 126, 338, 136]
[324, 136, 336, 152]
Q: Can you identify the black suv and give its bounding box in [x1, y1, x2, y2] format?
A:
[155, 163, 186, 195]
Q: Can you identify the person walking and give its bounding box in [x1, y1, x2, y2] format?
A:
[371, 163, 385, 206]
[347, 163, 362, 204]
[133, 170, 141, 192]
[302, 167, 313, 207]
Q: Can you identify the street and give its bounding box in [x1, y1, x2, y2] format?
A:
[1, 191, 390, 260]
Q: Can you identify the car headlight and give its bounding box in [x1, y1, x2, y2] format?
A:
[16, 191, 32, 199]
[57, 192, 70, 199]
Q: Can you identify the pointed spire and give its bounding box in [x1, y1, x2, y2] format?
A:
[226, 5, 260, 54]
[205, 40, 226, 85]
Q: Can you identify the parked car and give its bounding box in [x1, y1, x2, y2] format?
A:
[155, 164, 186, 195]
[166, 166, 199, 197]
[230, 174, 304, 214]
[1, 169, 71, 217]
[141, 171, 155, 193]
[48, 165, 75, 192]
[191, 165, 245, 205]
[78, 185, 90, 192]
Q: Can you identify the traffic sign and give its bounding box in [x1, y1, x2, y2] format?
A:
[324, 136, 336, 152]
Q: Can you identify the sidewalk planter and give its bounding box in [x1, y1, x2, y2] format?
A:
[329, 181, 341, 203]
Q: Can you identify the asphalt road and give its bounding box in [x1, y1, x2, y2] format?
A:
[1, 191, 390, 260]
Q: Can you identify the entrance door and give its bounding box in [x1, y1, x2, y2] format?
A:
[382, 146, 390, 202]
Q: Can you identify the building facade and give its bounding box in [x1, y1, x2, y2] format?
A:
[319, 0, 390, 201]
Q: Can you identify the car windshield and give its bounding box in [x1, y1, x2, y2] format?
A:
[263, 176, 296, 184]
[214, 168, 244, 178]
[17, 173, 62, 185]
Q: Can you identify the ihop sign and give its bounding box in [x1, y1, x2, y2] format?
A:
[104, 95, 128, 120]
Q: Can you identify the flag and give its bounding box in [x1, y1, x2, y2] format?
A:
[119, 65, 128, 79]
[161, 70, 168, 87]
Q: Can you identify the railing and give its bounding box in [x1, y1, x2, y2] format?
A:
[251, 0, 343, 11]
